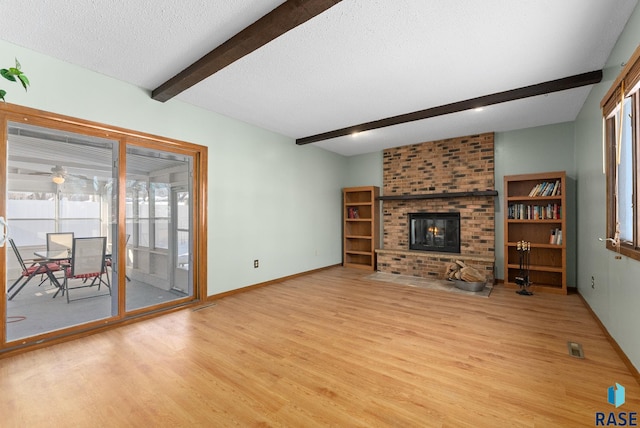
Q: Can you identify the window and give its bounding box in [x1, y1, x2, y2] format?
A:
[176, 191, 190, 270]
[602, 44, 640, 261]
[7, 191, 56, 245]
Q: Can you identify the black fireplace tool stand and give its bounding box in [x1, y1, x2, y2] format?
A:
[515, 240, 533, 296]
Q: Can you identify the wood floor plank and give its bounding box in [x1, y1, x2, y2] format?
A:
[1, 266, 638, 427]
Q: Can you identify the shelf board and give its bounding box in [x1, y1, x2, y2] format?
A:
[504, 281, 566, 295]
[345, 202, 372, 206]
[506, 264, 563, 273]
[344, 262, 375, 271]
[345, 250, 373, 256]
[345, 218, 372, 222]
[345, 235, 372, 240]
[507, 196, 562, 202]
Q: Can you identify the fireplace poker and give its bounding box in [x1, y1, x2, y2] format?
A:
[515, 241, 533, 296]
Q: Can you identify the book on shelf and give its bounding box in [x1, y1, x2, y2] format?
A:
[549, 228, 562, 245]
[539, 182, 550, 196]
[528, 182, 541, 196]
[347, 207, 359, 219]
[544, 182, 552, 196]
[508, 203, 562, 220]
[528, 180, 561, 197]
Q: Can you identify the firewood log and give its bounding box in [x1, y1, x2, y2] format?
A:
[460, 266, 486, 283]
[445, 262, 457, 276]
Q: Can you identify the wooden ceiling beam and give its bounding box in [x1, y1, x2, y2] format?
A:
[152, 0, 342, 102]
[296, 70, 603, 146]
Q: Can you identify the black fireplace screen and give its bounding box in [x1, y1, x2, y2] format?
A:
[409, 212, 460, 253]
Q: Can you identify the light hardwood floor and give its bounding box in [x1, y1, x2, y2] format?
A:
[1, 266, 638, 427]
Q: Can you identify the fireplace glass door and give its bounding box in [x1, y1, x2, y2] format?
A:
[409, 212, 460, 253]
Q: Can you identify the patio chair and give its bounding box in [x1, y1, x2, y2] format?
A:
[47, 232, 74, 264]
[62, 237, 110, 303]
[46, 232, 74, 252]
[7, 238, 61, 301]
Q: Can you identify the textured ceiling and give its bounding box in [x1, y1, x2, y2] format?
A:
[0, 0, 637, 156]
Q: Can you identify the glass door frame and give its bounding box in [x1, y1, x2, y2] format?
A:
[171, 185, 192, 295]
[0, 103, 208, 355]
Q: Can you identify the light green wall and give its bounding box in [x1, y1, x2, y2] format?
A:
[1, 39, 348, 295]
[344, 151, 383, 189]
[494, 123, 577, 286]
[574, 3, 640, 371]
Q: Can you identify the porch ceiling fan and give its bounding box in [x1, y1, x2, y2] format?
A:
[50, 165, 68, 184]
[25, 165, 87, 184]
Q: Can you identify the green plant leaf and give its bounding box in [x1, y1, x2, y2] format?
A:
[1, 68, 17, 82]
[0, 58, 29, 100]
[18, 74, 30, 90]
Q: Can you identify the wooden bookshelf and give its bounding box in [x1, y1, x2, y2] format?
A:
[504, 171, 567, 294]
[343, 186, 379, 270]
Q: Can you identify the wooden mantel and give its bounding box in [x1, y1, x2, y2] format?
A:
[377, 190, 498, 201]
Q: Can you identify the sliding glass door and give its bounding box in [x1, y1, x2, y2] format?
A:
[4, 121, 117, 341]
[1, 106, 206, 352]
[125, 145, 193, 311]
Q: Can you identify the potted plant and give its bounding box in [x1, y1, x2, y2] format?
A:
[1, 58, 29, 101]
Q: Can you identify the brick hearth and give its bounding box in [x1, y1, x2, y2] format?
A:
[377, 133, 496, 280]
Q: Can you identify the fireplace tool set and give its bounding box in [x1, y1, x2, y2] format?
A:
[515, 240, 533, 296]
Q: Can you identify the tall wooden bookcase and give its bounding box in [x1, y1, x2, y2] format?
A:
[343, 186, 380, 270]
[504, 171, 567, 294]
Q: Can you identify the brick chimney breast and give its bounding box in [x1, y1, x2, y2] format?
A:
[377, 133, 495, 280]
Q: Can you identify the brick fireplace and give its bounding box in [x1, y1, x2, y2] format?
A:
[376, 133, 496, 280]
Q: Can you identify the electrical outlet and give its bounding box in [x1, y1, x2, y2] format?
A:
[254, 259, 259, 268]
[591, 276, 595, 289]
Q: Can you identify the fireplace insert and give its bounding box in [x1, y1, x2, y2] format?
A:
[409, 212, 460, 253]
